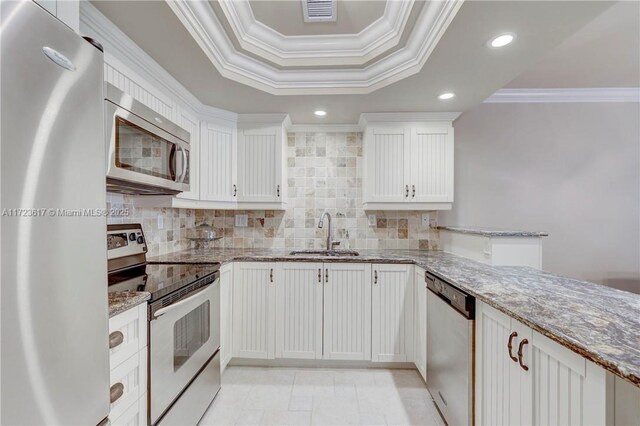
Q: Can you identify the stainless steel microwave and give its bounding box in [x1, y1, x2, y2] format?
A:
[105, 83, 190, 195]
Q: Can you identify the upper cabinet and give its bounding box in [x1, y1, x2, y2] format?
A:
[199, 122, 237, 204]
[237, 124, 286, 204]
[361, 113, 457, 210]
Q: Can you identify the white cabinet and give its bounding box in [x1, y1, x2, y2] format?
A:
[108, 303, 148, 426]
[476, 300, 609, 426]
[232, 262, 276, 359]
[371, 264, 414, 362]
[200, 122, 237, 203]
[365, 127, 410, 203]
[410, 127, 454, 203]
[237, 126, 285, 203]
[220, 263, 233, 372]
[35, 0, 79, 32]
[275, 262, 323, 359]
[323, 263, 372, 361]
[414, 266, 427, 381]
[362, 118, 455, 210]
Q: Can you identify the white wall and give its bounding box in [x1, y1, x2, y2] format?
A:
[440, 102, 640, 293]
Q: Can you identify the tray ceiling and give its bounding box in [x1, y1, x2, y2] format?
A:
[167, 0, 460, 93]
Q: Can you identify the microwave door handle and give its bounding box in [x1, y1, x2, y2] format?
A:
[169, 144, 177, 181]
[173, 144, 182, 183]
[179, 145, 188, 183]
[152, 285, 211, 320]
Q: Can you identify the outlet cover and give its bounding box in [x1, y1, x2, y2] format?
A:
[235, 214, 248, 227]
[157, 214, 164, 230]
[368, 214, 376, 226]
[421, 214, 430, 227]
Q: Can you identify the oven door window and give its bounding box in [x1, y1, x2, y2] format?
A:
[115, 116, 178, 181]
[173, 300, 210, 371]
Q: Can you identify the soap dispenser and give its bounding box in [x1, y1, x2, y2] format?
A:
[344, 231, 351, 250]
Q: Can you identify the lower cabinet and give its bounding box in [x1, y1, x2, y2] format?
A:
[275, 262, 323, 359]
[371, 264, 414, 362]
[414, 266, 427, 381]
[476, 300, 609, 425]
[323, 263, 373, 360]
[108, 303, 148, 426]
[232, 262, 276, 359]
[220, 263, 233, 372]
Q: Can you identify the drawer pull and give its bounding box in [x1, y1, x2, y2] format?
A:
[518, 338, 529, 371]
[110, 382, 124, 404]
[507, 332, 518, 362]
[109, 331, 124, 349]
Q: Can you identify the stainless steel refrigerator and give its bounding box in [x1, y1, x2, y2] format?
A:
[1, 1, 110, 424]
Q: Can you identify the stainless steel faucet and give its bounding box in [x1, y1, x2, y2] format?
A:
[318, 211, 340, 251]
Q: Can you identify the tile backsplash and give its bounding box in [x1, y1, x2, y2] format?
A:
[107, 132, 439, 256]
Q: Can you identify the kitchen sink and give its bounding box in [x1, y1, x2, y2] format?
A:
[289, 250, 360, 257]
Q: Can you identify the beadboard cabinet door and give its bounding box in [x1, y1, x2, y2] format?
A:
[220, 263, 233, 372]
[414, 266, 427, 381]
[232, 262, 276, 359]
[365, 127, 411, 203]
[275, 263, 323, 359]
[371, 264, 414, 362]
[409, 127, 454, 203]
[237, 127, 283, 202]
[323, 263, 372, 361]
[200, 122, 237, 202]
[476, 301, 608, 426]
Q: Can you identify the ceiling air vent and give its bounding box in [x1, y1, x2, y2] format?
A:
[302, 0, 337, 22]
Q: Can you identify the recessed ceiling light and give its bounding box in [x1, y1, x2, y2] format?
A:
[314, 110, 327, 117]
[489, 33, 516, 48]
[438, 92, 455, 100]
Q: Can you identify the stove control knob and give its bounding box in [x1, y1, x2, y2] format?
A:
[137, 236, 144, 244]
[129, 233, 136, 241]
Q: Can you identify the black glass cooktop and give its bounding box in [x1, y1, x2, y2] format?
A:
[108, 262, 220, 302]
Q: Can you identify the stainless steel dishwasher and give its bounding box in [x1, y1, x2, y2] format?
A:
[426, 272, 475, 426]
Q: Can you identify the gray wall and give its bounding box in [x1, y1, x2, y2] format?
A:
[440, 102, 640, 293]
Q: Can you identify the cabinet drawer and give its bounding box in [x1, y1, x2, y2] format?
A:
[109, 350, 148, 421]
[109, 303, 147, 369]
[110, 394, 147, 426]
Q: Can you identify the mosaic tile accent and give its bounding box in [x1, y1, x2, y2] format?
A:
[107, 132, 440, 253]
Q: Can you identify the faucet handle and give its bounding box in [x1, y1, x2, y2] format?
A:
[331, 241, 341, 248]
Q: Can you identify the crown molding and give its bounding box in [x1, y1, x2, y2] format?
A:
[288, 124, 363, 133]
[358, 112, 462, 129]
[80, 2, 238, 127]
[218, 0, 414, 67]
[485, 88, 640, 103]
[167, 0, 463, 95]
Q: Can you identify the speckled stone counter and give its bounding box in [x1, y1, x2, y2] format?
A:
[149, 248, 640, 387]
[437, 225, 549, 237]
[108, 291, 150, 318]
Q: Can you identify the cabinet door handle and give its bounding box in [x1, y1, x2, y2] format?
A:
[325, 269, 329, 283]
[374, 270, 378, 285]
[412, 185, 416, 198]
[109, 331, 124, 349]
[277, 185, 280, 197]
[233, 184, 237, 197]
[318, 268, 322, 283]
[517, 338, 529, 371]
[270, 268, 274, 283]
[405, 185, 409, 197]
[507, 332, 518, 362]
[110, 382, 124, 404]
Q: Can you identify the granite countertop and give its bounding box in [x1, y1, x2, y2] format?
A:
[438, 225, 549, 237]
[148, 248, 640, 387]
[108, 291, 150, 318]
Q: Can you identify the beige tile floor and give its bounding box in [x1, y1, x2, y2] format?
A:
[199, 366, 446, 426]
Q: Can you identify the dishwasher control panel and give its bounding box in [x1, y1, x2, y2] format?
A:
[426, 273, 475, 319]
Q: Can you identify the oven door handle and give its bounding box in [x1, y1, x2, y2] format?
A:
[152, 284, 211, 320]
